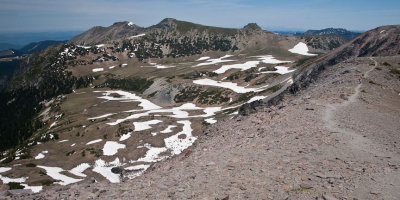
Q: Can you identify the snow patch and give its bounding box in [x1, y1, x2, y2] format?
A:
[136, 143, 167, 163]
[193, 78, 269, 93]
[92, 68, 104, 72]
[134, 120, 162, 131]
[96, 90, 161, 111]
[194, 55, 235, 67]
[119, 132, 132, 141]
[37, 166, 83, 185]
[103, 141, 126, 156]
[49, 121, 57, 129]
[289, 42, 317, 56]
[86, 139, 102, 145]
[160, 125, 177, 133]
[109, 66, 116, 69]
[0, 175, 27, 184]
[93, 158, 121, 183]
[164, 120, 196, 155]
[0, 167, 11, 173]
[247, 96, 267, 103]
[68, 163, 90, 177]
[259, 66, 295, 75]
[88, 113, 114, 120]
[214, 61, 260, 74]
[130, 33, 146, 38]
[204, 118, 217, 124]
[77, 45, 91, 49]
[196, 56, 210, 61]
[35, 151, 48, 160]
[20, 184, 42, 193]
[58, 140, 69, 143]
[124, 164, 150, 179]
[142, 64, 175, 69]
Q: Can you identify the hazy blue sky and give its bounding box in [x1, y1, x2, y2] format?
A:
[0, 0, 399, 32]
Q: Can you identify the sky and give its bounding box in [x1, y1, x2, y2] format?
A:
[0, 0, 399, 33]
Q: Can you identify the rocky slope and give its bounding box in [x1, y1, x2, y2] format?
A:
[7, 37, 400, 200]
[240, 25, 400, 115]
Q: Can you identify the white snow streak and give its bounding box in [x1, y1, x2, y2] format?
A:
[86, 139, 103, 145]
[92, 68, 104, 72]
[193, 78, 270, 93]
[68, 163, 90, 177]
[37, 166, 83, 185]
[133, 120, 162, 131]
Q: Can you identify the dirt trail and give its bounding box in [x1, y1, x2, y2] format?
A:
[324, 58, 378, 155]
[322, 58, 400, 199]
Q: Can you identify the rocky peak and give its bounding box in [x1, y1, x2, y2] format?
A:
[243, 23, 262, 31]
[152, 18, 178, 30]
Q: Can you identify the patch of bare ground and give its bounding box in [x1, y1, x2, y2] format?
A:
[9, 57, 400, 200]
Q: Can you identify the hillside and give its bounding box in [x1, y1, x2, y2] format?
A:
[0, 18, 321, 189]
[4, 24, 400, 199]
[0, 21, 399, 198]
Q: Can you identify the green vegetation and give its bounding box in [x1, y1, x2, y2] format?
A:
[197, 90, 230, 105]
[40, 179, 55, 186]
[66, 150, 75, 156]
[254, 74, 279, 85]
[174, 19, 238, 35]
[96, 77, 153, 93]
[296, 56, 316, 67]
[0, 44, 94, 151]
[227, 73, 240, 81]
[175, 87, 230, 104]
[244, 74, 259, 82]
[375, 67, 382, 70]
[229, 92, 256, 105]
[116, 125, 133, 137]
[369, 80, 377, 85]
[382, 62, 391, 66]
[26, 163, 37, 167]
[266, 84, 283, 93]
[202, 121, 211, 126]
[361, 89, 366, 93]
[147, 91, 157, 98]
[174, 87, 201, 103]
[8, 182, 25, 190]
[86, 148, 103, 157]
[39, 170, 47, 176]
[390, 69, 400, 75]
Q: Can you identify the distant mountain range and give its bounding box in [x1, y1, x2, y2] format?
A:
[301, 28, 362, 39]
[0, 40, 65, 59]
[0, 31, 82, 51]
[274, 28, 362, 38]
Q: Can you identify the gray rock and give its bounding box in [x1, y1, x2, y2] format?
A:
[322, 193, 338, 200]
[7, 189, 33, 196]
